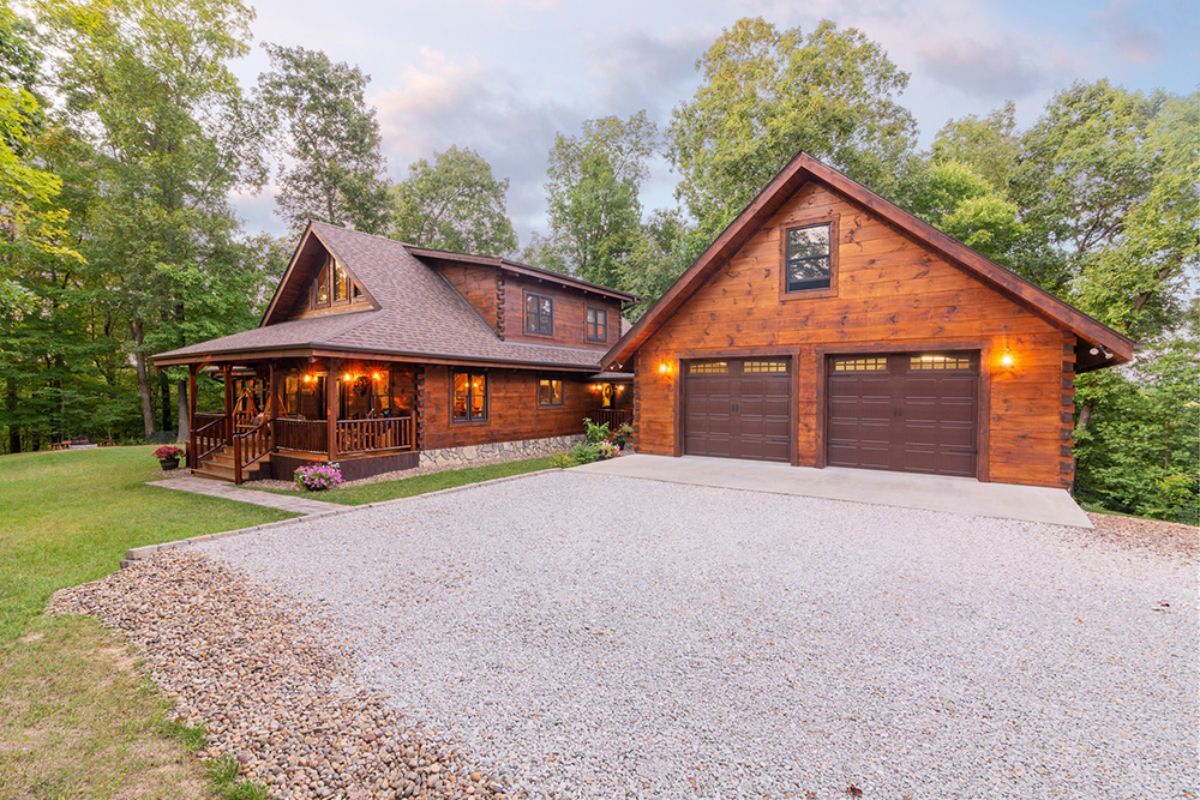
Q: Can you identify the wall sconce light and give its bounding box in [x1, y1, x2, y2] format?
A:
[371, 371, 383, 381]
[657, 361, 672, 376]
[999, 350, 1015, 369]
[302, 373, 314, 384]
[342, 372, 354, 383]
[616, 384, 625, 393]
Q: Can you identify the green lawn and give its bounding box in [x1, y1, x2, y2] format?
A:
[0, 445, 294, 799]
[260, 454, 559, 505]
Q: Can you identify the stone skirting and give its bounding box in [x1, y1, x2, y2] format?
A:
[419, 434, 583, 469]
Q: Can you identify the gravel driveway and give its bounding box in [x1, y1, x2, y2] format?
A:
[200, 470, 1199, 799]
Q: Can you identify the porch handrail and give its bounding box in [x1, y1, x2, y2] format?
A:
[275, 417, 326, 453]
[191, 415, 227, 468]
[233, 417, 272, 484]
[589, 408, 632, 429]
[336, 415, 415, 454]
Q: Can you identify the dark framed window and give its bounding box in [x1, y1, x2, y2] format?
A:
[452, 369, 488, 422]
[586, 306, 608, 342]
[784, 222, 832, 293]
[537, 377, 564, 406]
[525, 292, 554, 335]
[312, 258, 331, 307]
[333, 260, 350, 303]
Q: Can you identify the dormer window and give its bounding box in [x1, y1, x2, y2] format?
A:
[525, 292, 554, 336]
[310, 255, 359, 309]
[333, 260, 350, 303]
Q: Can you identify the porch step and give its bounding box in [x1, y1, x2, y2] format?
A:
[193, 444, 272, 483]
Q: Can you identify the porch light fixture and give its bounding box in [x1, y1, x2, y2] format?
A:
[371, 371, 383, 381]
[1000, 350, 1015, 369]
[657, 361, 672, 376]
[302, 373, 314, 384]
[342, 372, 354, 383]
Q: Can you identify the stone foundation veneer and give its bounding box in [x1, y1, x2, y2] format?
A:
[418, 434, 584, 469]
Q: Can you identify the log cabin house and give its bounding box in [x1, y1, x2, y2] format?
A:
[153, 223, 635, 482]
[603, 153, 1134, 489]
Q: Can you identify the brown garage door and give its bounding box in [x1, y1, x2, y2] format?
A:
[826, 352, 979, 477]
[684, 358, 790, 462]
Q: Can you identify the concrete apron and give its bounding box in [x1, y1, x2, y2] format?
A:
[575, 454, 1093, 528]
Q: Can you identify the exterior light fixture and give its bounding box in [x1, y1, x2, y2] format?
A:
[302, 373, 314, 384]
[658, 361, 672, 376]
[1000, 350, 1015, 369]
[342, 372, 353, 382]
[371, 371, 383, 381]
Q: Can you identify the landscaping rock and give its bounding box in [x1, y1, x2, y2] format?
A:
[48, 552, 509, 800]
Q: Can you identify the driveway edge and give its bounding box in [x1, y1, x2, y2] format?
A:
[122, 468, 561, 567]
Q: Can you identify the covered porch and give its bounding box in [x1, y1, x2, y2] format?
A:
[186, 355, 418, 483]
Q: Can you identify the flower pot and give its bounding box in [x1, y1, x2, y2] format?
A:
[159, 457, 180, 471]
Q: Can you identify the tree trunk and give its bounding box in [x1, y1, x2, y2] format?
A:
[131, 318, 156, 439]
[6, 383, 20, 454]
[158, 370, 171, 432]
[1076, 402, 1092, 434]
[176, 378, 190, 443]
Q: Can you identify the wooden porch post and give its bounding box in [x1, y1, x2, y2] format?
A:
[187, 364, 198, 468]
[326, 357, 338, 461]
[222, 364, 234, 445]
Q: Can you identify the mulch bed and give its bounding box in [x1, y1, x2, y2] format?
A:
[1085, 512, 1199, 561]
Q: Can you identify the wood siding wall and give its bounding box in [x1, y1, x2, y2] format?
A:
[437, 262, 501, 331]
[633, 181, 1075, 488]
[501, 275, 623, 349]
[421, 365, 595, 449]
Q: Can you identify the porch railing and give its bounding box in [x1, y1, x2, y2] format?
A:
[275, 418, 326, 453]
[589, 408, 632, 430]
[190, 414, 227, 468]
[337, 415, 415, 454]
[232, 418, 272, 484]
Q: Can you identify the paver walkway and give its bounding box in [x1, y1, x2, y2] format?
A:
[148, 475, 342, 515]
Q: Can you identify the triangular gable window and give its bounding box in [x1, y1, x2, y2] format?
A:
[309, 254, 363, 310]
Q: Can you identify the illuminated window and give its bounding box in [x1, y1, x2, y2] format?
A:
[743, 360, 787, 373]
[910, 354, 972, 371]
[784, 222, 832, 292]
[333, 260, 350, 303]
[537, 378, 564, 406]
[586, 307, 608, 342]
[313, 259, 330, 306]
[525, 293, 554, 335]
[832, 356, 887, 372]
[688, 361, 728, 374]
[453, 369, 488, 421]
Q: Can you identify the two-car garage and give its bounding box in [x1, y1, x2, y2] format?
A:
[682, 352, 980, 477]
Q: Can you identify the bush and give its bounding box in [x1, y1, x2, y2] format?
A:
[293, 461, 344, 491]
[596, 441, 620, 460]
[582, 417, 610, 444]
[569, 442, 600, 464]
[549, 452, 573, 469]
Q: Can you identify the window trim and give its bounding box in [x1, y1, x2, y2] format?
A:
[585, 306, 608, 343]
[536, 376, 565, 407]
[778, 214, 839, 300]
[524, 290, 555, 337]
[450, 368, 489, 423]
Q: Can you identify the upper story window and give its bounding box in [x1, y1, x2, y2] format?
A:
[313, 260, 331, 306]
[452, 369, 488, 422]
[333, 260, 350, 303]
[586, 306, 608, 342]
[784, 222, 832, 293]
[525, 292, 554, 336]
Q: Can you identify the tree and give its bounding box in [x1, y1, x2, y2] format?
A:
[0, 1, 80, 313]
[389, 146, 517, 255]
[259, 44, 390, 234]
[668, 18, 917, 236]
[39, 0, 269, 440]
[931, 102, 1020, 191]
[900, 160, 1025, 263]
[621, 208, 701, 320]
[543, 111, 656, 288]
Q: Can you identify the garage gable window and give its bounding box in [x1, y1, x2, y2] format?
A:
[784, 222, 832, 293]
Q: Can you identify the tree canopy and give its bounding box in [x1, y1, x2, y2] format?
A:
[389, 146, 517, 255]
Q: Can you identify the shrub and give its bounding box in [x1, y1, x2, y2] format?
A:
[293, 461, 344, 491]
[549, 452, 573, 469]
[582, 417, 610, 444]
[596, 441, 620, 460]
[153, 445, 184, 460]
[569, 442, 600, 464]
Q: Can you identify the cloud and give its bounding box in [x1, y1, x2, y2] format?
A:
[1091, 1, 1164, 65]
[587, 27, 712, 120]
[915, 38, 1045, 98]
[372, 48, 580, 238]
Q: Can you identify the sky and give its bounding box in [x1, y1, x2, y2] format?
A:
[228, 0, 1199, 244]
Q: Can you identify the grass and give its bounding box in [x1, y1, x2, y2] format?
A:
[0, 445, 295, 798]
[262, 454, 560, 505]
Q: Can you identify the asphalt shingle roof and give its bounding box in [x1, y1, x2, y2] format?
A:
[153, 222, 615, 371]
